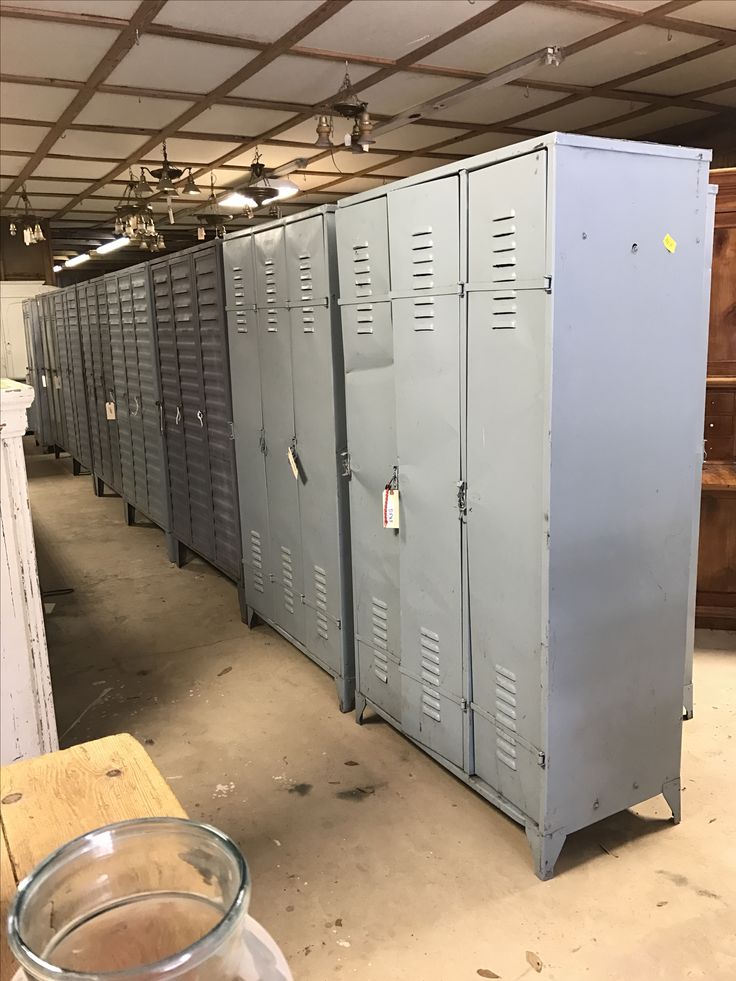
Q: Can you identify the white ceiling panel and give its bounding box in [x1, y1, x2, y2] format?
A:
[620, 47, 736, 95]
[0, 124, 51, 153]
[528, 25, 706, 87]
[301, 0, 495, 60]
[374, 123, 467, 151]
[33, 157, 114, 178]
[347, 71, 462, 117]
[430, 85, 564, 125]
[17, 195, 72, 211]
[76, 93, 194, 128]
[435, 132, 513, 157]
[376, 156, 448, 178]
[49, 131, 148, 158]
[0, 154, 29, 176]
[148, 138, 243, 166]
[181, 105, 295, 137]
[520, 96, 649, 131]
[593, 106, 715, 138]
[0, 82, 77, 120]
[107, 36, 257, 93]
[670, 1, 736, 28]
[0, 179, 11, 192]
[0, 20, 119, 80]
[18, 1, 141, 15]
[424, 5, 609, 73]
[25, 179, 93, 195]
[231, 55, 375, 105]
[325, 175, 386, 194]
[302, 150, 397, 175]
[157, 1, 324, 41]
[209, 168, 252, 189]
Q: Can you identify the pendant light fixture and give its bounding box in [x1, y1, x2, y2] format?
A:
[6, 185, 45, 245]
[219, 150, 301, 211]
[196, 175, 233, 241]
[113, 170, 165, 251]
[316, 63, 374, 151]
[148, 140, 182, 193]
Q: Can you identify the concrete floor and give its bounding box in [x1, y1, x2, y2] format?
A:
[26, 443, 736, 981]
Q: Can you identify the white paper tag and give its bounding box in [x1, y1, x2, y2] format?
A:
[382, 488, 399, 529]
[41, 374, 47, 388]
[287, 446, 299, 480]
[54, 376, 61, 390]
[105, 401, 116, 420]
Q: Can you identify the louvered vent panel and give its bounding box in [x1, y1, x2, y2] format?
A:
[495, 665, 518, 770]
[410, 229, 434, 290]
[314, 565, 329, 641]
[491, 212, 518, 283]
[420, 627, 441, 722]
[352, 242, 372, 297]
[282, 546, 295, 614]
[371, 597, 389, 651]
[250, 530, 265, 594]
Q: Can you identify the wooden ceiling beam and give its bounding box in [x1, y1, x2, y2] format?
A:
[52, 0, 352, 218]
[535, 0, 734, 44]
[0, 0, 167, 208]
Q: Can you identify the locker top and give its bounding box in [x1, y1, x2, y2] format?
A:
[224, 203, 336, 243]
[336, 131, 712, 210]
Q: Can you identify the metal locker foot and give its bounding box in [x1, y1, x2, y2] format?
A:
[72, 458, 82, 476]
[54, 446, 60, 459]
[355, 692, 368, 726]
[166, 534, 186, 566]
[526, 826, 566, 881]
[124, 501, 136, 526]
[244, 605, 259, 629]
[92, 474, 105, 497]
[662, 778, 681, 825]
[682, 684, 693, 721]
[335, 676, 354, 714]
[237, 580, 249, 625]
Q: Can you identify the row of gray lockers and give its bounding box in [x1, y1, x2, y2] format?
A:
[23, 133, 712, 878]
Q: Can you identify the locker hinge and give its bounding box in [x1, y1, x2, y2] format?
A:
[259, 429, 267, 455]
[537, 751, 546, 768]
[340, 450, 352, 479]
[456, 480, 467, 517]
[460, 697, 468, 712]
[228, 421, 235, 440]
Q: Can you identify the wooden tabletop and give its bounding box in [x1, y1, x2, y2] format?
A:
[702, 462, 736, 492]
[0, 734, 185, 978]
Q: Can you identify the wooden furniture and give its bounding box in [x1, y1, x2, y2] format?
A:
[0, 734, 185, 978]
[0, 378, 57, 764]
[696, 170, 736, 631]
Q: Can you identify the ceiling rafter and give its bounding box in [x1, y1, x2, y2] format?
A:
[537, 0, 734, 43]
[0, 0, 167, 209]
[51, 0, 352, 219]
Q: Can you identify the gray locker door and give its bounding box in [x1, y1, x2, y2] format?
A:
[21, 302, 39, 434]
[107, 276, 136, 506]
[285, 215, 328, 307]
[66, 287, 93, 470]
[77, 285, 104, 480]
[467, 151, 548, 287]
[466, 289, 548, 819]
[290, 300, 342, 673]
[53, 292, 76, 456]
[42, 294, 65, 451]
[388, 176, 460, 294]
[258, 305, 305, 644]
[225, 236, 273, 622]
[119, 273, 150, 515]
[336, 198, 390, 302]
[30, 300, 51, 445]
[254, 226, 288, 310]
[393, 293, 465, 768]
[341, 300, 402, 722]
[95, 278, 122, 492]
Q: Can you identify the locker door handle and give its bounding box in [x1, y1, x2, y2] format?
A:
[175, 405, 182, 425]
[197, 409, 204, 427]
[131, 395, 139, 416]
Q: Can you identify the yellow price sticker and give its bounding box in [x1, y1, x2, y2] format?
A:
[663, 233, 677, 253]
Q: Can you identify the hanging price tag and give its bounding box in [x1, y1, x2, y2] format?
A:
[41, 374, 47, 388]
[105, 401, 117, 420]
[287, 445, 299, 480]
[382, 487, 400, 529]
[54, 376, 61, 390]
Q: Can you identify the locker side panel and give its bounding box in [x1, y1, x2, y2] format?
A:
[77, 285, 104, 479]
[64, 288, 92, 469]
[95, 279, 122, 493]
[224, 236, 273, 621]
[107, 276, 137, 506]
[254, 226, 288, 309]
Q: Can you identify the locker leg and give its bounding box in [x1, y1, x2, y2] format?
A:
[237, 579, 249, 625]
[662, 778, 681, 825]
[355, 692, 368, 726]
[92, 474, 105, 497]
[54, 445, 60, 460]
[244, 605, 259, 630]
[166, 534, 187, 567]
[335, 675, 355, 714]
[682, 684, 693, 721]
[45, 445, 55, 455]
[526, 826, 566, 881]
[124, 501, 136, 526]
[72, 458, 81, 476]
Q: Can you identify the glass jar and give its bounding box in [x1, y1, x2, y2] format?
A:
[8, 817, 259, 980]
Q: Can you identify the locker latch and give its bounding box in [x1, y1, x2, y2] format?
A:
[537, 751, 546, 769]
[340, 451, 352, 479]
[456, 480, 467, 516]
[258, 429, 267, 455]
[228, 421, 235, 440]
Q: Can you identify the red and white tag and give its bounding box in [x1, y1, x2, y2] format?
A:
[382, 488, 399, 529]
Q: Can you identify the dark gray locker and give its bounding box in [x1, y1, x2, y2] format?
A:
[52, 291, 77, 457]
[64, 286, 93, 471]
[40, 292, 66, 452]
[21, 299, 40, 436]
[77, 282, 104, 482]
[149, 241, 241, 584]
[224, 206, 354, 710]
[105, 265, 170, 535]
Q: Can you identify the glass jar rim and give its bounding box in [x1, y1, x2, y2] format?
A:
[8, 817, 250, 981]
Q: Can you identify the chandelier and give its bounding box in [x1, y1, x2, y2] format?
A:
[219, 149, 300, 212]
[196, 176, 233, 241]
[315, 63, 374, 152]
[7, 185, 46, 245]
[114, 171, 165, 251]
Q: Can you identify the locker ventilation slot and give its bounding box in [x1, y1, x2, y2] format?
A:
[413, 299, 434, 331]
[299, 254, 314, 303]
[491, 212, 518, 283]
[371, 597, 389, 651]
[420, 627, 441, 722]
[314, 565, 329, 641]
[281, 546, 295, 614]
[491, 293, 517, 330]
[373, 649, 389, 684]
[264, 257, 278, 306]
[250, 530, 265, 594]
[495, 665, 518, 770]
[301, 307, 315, 333]
[357, 305, 374, 334]
[411, 229, 434, 290]
[352, 243, 372, 297]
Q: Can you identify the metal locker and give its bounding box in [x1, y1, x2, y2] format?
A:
[21, 300, 40, 437]
[94, 277, 122, 493]
[77, 284, 104, 483]
[336, 133, 715, 879]
[40, 292, 66, 453]
[63, 286, 93, 471]
[106, 275, 137, 508]
[224, 205, 354, 710]
[52, 291, 78, 462]
[149, 241, 241, 583]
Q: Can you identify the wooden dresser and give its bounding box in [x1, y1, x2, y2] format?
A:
[696, 169, 736, 630]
